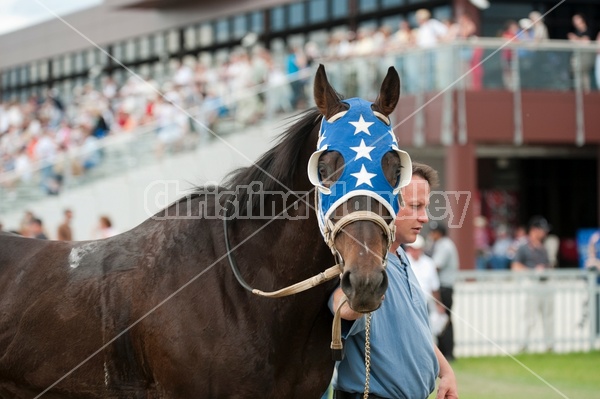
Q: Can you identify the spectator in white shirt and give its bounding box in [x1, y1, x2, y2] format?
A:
[414, 9, 449, 90]
[414, 9, 448, 48]
[405, 235, 448, 336]
[529, 11, 549, 41]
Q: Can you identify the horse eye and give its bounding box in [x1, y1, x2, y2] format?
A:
[318, 164, 327, 177]
[318, 163, 331, 183]
[394, 167, 402, 186]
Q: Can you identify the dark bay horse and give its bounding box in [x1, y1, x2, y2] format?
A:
[0, 65, 406, 398]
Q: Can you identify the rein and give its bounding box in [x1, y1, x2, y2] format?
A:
[222, 199, 342, 298]
[223, 194, 388, 368]
[332, 296, 374, 398]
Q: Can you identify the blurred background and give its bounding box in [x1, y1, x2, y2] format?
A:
[0, 0, 599, 397]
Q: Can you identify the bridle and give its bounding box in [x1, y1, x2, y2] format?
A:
[222, 99, 412, 362]
[317, 190, 396, 273]
[222, 192, 389, 363]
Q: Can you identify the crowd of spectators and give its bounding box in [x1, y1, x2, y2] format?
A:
[0, 209, 119, 241]
[0, 45, 323, 197]
[499, 12, 599, 91]
[472, 214, 568, 271]
[1, 9, 599, 198]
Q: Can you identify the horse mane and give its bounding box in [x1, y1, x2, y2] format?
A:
[161, 109, 320, 221]
[216, 108, 321, 217]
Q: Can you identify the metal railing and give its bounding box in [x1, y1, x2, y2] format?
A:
[323, 38, 598, 95]
[1, 39, 598, 213]
[0, 69, 313, 214]
[453, 268, 600, 357]
[323, 38, 598, 147]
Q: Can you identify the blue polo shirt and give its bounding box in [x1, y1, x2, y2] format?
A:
[331, 249, 439, 399]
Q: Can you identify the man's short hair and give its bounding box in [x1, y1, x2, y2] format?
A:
[416, 9, 431, 21]
[528, 216, 551, 233]
[412, 162, 440, 188]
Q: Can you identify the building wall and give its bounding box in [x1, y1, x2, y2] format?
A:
[0, 0, 283, 69]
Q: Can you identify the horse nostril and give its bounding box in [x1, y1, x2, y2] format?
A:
[341, 271, 353, 294]
[341, 269, 387, 294]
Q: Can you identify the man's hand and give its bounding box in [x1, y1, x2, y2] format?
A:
[436, 371, 459, 399]
[436, 303, 446, 315]
[434, 346, 458, 399]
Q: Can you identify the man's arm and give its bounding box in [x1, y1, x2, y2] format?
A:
[510, 260, 527, 271]
[428, 259, 445, 314]
[510, 244, 528, 271]
[434, 345, 458, 399]
[568, 32, 590, 41]
[432, 289, 446, 314]
[431, 241, 447, 272]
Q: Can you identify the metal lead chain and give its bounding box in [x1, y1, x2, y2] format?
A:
[363, 312, 372, 399]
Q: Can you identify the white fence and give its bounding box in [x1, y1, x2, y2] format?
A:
[453, 269, 600, 357]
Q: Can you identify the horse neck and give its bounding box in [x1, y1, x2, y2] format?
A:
[227, 206, 336, 394]
[140, 188, 333, 289]
[230, 195, 333, 286]
[227, 116, 333, 285]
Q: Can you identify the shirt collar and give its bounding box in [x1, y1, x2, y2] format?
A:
[393, 247, 410, 269]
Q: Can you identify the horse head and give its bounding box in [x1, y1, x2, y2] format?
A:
[308, 64, 412, 313]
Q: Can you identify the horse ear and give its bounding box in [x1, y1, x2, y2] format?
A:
[314, 64, 343, 119]
[373, 66, 400, 117]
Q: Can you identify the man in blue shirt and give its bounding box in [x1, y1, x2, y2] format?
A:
[329, 162, 458, 399]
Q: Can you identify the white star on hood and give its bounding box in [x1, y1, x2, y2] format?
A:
[349, 139, 376, 161]
[351, 164, 377, 188]
[349, 115, 374, 135]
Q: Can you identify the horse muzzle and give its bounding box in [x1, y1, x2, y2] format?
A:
[330, 213, 392, 313]
[340, 265, 388, 313]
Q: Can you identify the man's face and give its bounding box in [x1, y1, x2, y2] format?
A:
[394, 175, 430, 245]
[29, 222, 41, 234]
[573, 15, 585, 30]
[530, 226, 547, 241]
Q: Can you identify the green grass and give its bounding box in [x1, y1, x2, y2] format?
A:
[428, 352, 600, 399]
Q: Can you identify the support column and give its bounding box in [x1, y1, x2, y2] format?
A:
[598, 146, 600, 226]
[453, 0, 481, 36]
[444, 142, 477, 270]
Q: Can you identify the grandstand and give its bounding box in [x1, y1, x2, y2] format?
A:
[0, 0, 599, 270]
